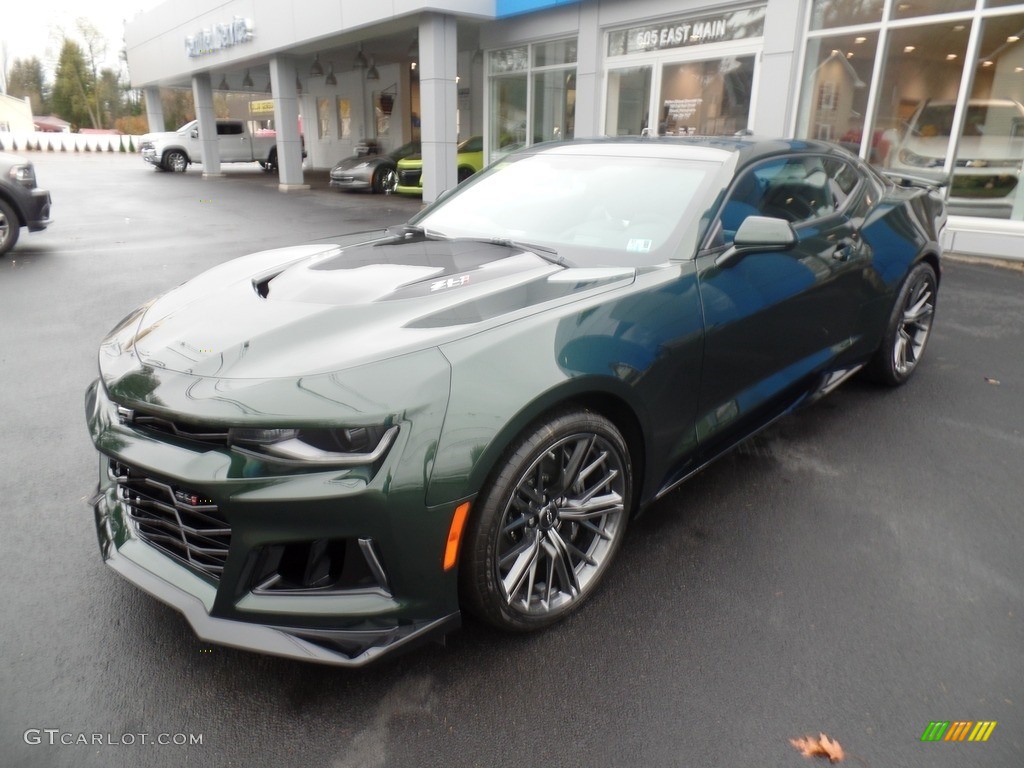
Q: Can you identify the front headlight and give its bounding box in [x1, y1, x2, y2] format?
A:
[229, 425, 399, 466]
[8, 163, 36, 188]
[898, 148, 943, 168]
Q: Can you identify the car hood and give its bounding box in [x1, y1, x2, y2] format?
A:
[119, 235, 635, 379]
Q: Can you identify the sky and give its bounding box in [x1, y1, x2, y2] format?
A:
[2, 0, 163, 81]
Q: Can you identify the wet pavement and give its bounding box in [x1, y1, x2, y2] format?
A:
[1, 151, 1021, 768]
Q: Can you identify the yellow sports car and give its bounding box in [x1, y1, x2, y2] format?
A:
[395, 136, 484, 194]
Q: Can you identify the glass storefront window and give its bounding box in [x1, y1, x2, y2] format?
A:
[795, 32, 881, 158]
[891, 0, 975, 19]
[532, 70, 575, 143]
[952, 12, 1024, 219]
[488, 40, 576, 157]
[490, 74, 527, 152]
[809, 0, 884, 31]
[657, 56, 755, 136]
[875, 22, 972, 173]
[489, 46, 528, 75]
[534, 39, 577, 67]
[605, 66, 651, 136]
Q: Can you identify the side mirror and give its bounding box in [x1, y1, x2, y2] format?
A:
[716, 216, 796, 268]
[190, 128, 199, 139]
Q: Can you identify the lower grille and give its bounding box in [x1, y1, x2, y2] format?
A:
[399, 169, 422, 187]
[109, 460, 230, 581]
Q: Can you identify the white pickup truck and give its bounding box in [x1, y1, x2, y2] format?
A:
[139, 119, 280, 173]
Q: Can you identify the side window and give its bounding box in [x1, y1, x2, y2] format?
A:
[823, 157, 861, 211]
[217, 122, 243, 136]
[712, 155, 855, 249]
[757, 156, 834, 224]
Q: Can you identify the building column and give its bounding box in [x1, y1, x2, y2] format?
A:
[573, 0, 601, 137]
[143, 87, 165, 133]
[419, 13, 459, 203]
[191, 73, 222, 176]
[269, 56, 308, 190]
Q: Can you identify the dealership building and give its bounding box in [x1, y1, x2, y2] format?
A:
[125, 0, 1024, 259]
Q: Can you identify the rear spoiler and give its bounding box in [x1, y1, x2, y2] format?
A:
[880, 170, 949, 190]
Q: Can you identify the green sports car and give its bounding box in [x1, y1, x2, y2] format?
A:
[86, 137, 946, 666]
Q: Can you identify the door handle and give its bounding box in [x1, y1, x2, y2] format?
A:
[831, 236, 860, 262]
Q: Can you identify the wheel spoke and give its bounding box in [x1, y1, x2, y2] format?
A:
[501, 534, 541, 604]
[543, 531, 580, 598]
[551, 436, 593, 498]
[559, 491, 624, 521]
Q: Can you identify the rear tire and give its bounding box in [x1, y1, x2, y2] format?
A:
[866, 261, 938, 386]
[264, 149, 278, 173]
[0, 199, 20, 256]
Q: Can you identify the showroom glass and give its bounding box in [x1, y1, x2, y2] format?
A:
[605, 67, 651, 136]
[532, 70, 576, 143]
[795, 32, 881, 157]
[873, 22, 972, 166]
[891, 0, 975, 19]
[488, 40, 577, 157]
[657, 56, 754, 136]
[951, 12, 1024, 220]
[809, 0, 884, 30]
[412, 154, 722, 266]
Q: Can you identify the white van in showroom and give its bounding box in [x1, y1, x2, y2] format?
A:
[891, 98, 1024, 219]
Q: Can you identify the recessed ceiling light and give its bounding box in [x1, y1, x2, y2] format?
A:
[1009, 35, 1021, 43]
[855, 37, 867, 44]
[946, 54, 957, 60]
[847, 52, 854, 58]
[983, 60, 994, 67]
[904, 46, 916, 53]
[953, 25, 965, 32]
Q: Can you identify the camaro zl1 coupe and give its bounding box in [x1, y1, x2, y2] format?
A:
[86, 137, 946, 666]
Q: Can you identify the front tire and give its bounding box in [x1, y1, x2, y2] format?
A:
[373, 166, 397, 194]
[461, 410, 632, 632]
[163, 150, 188, 173]
[0, 199, 20, 256]
[866, 261, 938, 385]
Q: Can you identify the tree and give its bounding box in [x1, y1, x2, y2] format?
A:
[51, 39, 96, 129]
[6, 57, 49, 115]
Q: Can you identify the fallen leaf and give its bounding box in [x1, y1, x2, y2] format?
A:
[789, 733, 845, 763]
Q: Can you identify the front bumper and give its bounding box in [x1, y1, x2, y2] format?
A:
[26, 188, 52, 231]
[93, 491, 458, 665]
[84, 354, 464, 666]
[141, 149, 160, 166]
[329, 174, 371, 191]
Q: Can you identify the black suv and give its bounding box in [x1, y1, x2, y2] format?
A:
[0, 152, 52, 256]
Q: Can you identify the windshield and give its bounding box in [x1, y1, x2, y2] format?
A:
[410, 150, 721, 266]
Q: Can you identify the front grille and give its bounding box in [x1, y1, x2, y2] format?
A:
[109, 459, 230, 581]
[139, 140, 154, 151]
[399, 169, 421, 187]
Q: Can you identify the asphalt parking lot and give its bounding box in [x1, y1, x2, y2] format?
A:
[1, 151, 1021, 768]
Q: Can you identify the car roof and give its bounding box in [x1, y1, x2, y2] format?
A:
[522, 135, 854, 165]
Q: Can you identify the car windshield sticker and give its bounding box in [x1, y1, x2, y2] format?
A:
[627, 238, 653, 253]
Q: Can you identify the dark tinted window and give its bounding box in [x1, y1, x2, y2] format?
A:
[217, 122, 244, 136]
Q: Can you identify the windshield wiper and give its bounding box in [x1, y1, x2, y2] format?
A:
[448, 236, 568, 267]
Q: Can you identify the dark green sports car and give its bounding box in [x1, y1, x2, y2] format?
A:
[86, 137, 946, 666]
